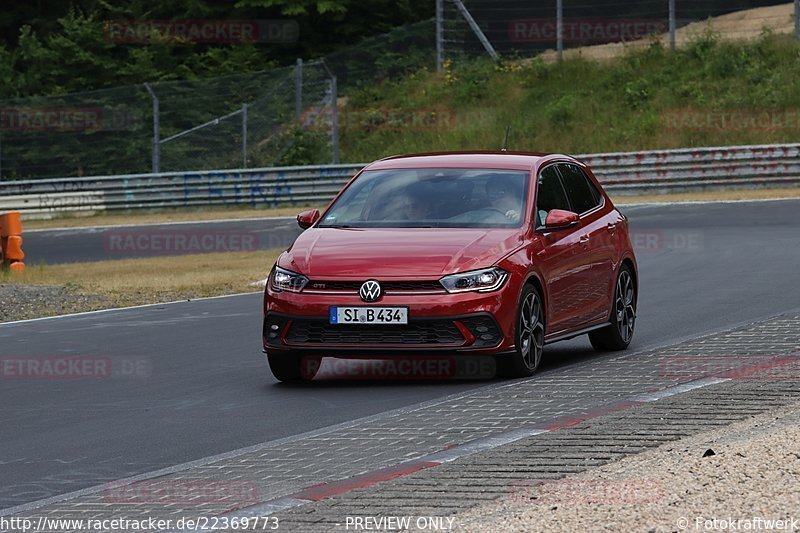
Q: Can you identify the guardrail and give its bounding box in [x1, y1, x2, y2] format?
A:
[581, 143, 800, 191]
[1, 143, 798, 218]
[0, 164, 364, 218]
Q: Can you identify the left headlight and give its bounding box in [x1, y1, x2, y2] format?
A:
[439, 267, 508, 293]
[271, 266, 309, 293]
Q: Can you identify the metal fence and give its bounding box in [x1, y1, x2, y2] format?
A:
[0, 63, 336, 180]
[439, 0, 799, 65]
[0, 20, 435, 181]
[1, 143, 797, 218]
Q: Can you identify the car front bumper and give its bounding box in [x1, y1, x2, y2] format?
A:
[263, 286, 519, 356]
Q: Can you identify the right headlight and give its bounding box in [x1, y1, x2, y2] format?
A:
[270, 266, 309, 293]
[439, 267, 508, 294]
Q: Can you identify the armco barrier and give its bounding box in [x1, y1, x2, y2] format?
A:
[0, 164, 363, 218]
[581, 143, 800, 191]
[0, 143, 798, 217]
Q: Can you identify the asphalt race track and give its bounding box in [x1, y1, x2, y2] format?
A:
[1, 199, 799, 510]
[23, 217, 303, 264]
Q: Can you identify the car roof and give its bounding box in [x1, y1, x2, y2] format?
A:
[364, 152, 578, 171]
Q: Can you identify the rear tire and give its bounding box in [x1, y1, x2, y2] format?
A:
[589, 264, 636, 351]
[498, 284, 545, 378]
[267, 352, 320, 382]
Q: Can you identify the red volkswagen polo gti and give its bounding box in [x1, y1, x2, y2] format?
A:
[263, 152, 637, 381]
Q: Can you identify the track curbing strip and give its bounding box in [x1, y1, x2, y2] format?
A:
[208, 376, 732, 524]
[628, 377, 731, 402]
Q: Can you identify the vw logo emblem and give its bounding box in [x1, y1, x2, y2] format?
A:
[359, 280, 382, 302]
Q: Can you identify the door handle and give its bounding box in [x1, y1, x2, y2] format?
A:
[607, 222, 617, 234]
[579, 234, 590, 247]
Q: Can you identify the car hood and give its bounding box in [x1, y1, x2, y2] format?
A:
[280, 227, 524, 278]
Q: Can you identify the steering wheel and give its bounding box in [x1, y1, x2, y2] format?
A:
[469, 207, 512, 222]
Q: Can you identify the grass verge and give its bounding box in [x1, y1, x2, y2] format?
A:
[338, 32, 800, 160]
[612, 186, 800, 204]
[0, 249, 281, 322]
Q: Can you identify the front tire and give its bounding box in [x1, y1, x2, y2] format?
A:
[589, 264, 636, 351]
[267, 352, 320, 382]
[498, 284, 545, 378]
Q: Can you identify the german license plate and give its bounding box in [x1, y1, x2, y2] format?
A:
[330, 307, 408, 325]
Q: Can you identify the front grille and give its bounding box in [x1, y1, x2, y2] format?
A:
[306, 280, 444, 292]
[383, 281, 445, 291]
[285, 319, 464, 346]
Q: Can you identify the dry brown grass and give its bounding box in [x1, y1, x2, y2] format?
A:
[2, 249, 281, 309]
[611, 186, 800, 204]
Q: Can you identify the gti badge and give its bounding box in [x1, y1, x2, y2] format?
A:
[359, 280, 382, 302]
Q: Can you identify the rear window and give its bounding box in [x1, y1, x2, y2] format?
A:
[558, 163, 602, 214]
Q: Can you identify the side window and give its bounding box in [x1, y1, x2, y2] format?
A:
[536, 165, 570, 227]
[558, 163, 602, 214]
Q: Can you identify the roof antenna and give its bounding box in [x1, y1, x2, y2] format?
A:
[501, 126, 510, 152]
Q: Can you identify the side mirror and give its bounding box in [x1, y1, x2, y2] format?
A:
[543, 209, 580, 230]
[297, 209, 320, 229]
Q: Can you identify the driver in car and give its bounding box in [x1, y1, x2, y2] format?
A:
[485, 175, 522, 222]
[398, 182, 433, 220]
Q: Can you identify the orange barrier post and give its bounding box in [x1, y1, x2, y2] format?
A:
[0, 211, 25, 272]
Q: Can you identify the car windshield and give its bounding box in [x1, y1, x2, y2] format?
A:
[319, 168, 530, 228]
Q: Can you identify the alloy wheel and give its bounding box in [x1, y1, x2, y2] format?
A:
[615, 270, 636, 343]
[519, 291, 545, 371]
